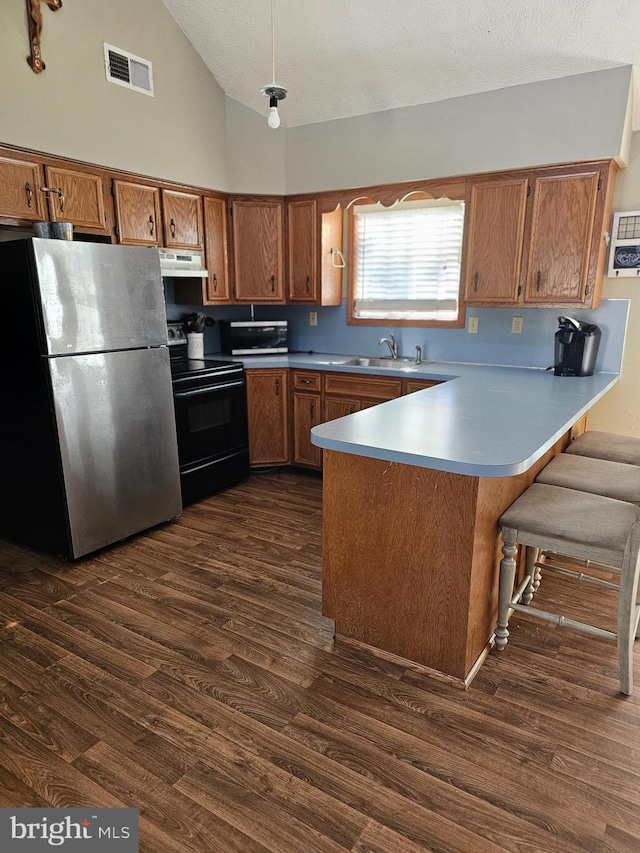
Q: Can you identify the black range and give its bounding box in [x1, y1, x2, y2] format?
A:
[167, 323, 250, 505]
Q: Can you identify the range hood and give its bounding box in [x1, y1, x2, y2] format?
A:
[159, 248, 209, 278]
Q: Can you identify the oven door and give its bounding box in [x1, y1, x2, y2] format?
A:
[173, 376, 248, 467]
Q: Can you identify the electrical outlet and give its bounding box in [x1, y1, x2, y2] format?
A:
[468, 317, 479, 334]
[309, 311, 318, 327]
[511, 316, 524, 334]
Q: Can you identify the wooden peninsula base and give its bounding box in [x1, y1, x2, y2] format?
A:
[321, 441, 565, 684]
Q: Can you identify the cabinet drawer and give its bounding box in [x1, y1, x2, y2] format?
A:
[324, 372, 402, 400]
[293, 370, 321, 392]
[404, 380, 442, 394]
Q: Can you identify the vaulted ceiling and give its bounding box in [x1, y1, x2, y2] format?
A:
[161, 0, 638, 128]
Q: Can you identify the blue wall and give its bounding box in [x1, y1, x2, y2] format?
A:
[164, 284, 629, 375]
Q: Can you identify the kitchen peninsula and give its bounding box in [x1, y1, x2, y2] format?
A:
[310, 362, 619, 685]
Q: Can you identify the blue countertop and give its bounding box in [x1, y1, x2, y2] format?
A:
[227, 353, 619, 478]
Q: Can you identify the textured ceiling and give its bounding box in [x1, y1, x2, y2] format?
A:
[161, 0, 637, 128]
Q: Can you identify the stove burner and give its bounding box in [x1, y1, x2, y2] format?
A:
[169, 356, 240, 379]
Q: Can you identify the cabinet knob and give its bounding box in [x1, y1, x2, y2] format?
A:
[25, 182, 33, 208]
[271, 275, 276, 292]
[170, 218, 176, 239]
[275, 377, 280, 396]
[149, 215, 155, 236]
[310, 401, 315, 418]
[536, 270, 542, 292]
[306, 274, 311, 293]
[213, 273, 218, 292]
[473, 271, 479, 292]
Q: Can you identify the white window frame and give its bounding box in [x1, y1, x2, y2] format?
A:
[347, 196, 466, 327]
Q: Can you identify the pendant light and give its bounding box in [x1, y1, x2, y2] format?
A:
[260, 0, 287, 129]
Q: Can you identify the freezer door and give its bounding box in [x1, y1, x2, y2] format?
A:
[49, 347, 182, 558]
[32, 239, 167, 355]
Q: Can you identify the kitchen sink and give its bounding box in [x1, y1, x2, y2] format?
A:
[329, 356, 430, 370]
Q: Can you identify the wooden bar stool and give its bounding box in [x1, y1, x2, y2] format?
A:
[495, 483, 640, 695]
[524, 454, 640, 604]
[536, 453, 640, 504]
[566, 430, 640, 466]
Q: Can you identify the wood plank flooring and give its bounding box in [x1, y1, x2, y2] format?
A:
[0, 471, 639, 852]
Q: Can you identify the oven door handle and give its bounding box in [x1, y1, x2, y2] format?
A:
[174, 380, 245, 399]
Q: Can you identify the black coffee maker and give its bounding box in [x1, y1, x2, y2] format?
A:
[554, 316, 601, 377]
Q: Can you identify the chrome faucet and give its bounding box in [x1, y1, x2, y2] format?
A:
[415, 345, 422, 365]
[379, 334, 398, 359]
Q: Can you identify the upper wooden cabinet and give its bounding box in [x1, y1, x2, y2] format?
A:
[287, 200, 343, 305]
[522, 170, 600, 305]
[463, 161, 616, 309]
[288, 200, 316, 301]
[0, 155, 46, 221]
[112, 179, 161, 246]
[203, 196, 230, 303]
[161, 188, 203, 250]
[43, 165, 109, 232]
[231, 199, 284, 303]
[463, 177, 528, 304]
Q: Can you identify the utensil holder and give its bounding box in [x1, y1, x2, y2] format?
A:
[33, 221, 52, 238]
[187, 332, 204, 359]
[52, 221, 74, 240]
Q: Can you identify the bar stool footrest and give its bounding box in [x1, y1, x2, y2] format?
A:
[510, 602, 617, 641]
[534, 561, 620, 590]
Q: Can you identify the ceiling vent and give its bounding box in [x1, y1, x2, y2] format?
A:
[103, 43, 154, 96]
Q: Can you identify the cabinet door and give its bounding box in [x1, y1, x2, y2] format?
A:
[0, 155, 45, 221]
[246, 369, 289, 466]
[320, 206, 343, 306]
[44, 166, 108, 232]
[523, 170, 600, 304]
[113, 179, 161, 246]
[293, 392, 322, 468]
[161, 189, 203, 250]
[404, 379, 442, 394]
[203, 197, 231, 303]
[232, 200, 284, 303]
[324, 396, 361, 421]
[463, 178, 528, 304]
[288, 199, 317, 302]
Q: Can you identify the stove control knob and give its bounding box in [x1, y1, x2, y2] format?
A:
[168, 328, 175, 339]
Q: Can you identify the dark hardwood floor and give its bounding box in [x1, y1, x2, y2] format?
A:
[0, 471, 639, 852]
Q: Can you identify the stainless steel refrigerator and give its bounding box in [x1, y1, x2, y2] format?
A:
[0, 238, 182, 559]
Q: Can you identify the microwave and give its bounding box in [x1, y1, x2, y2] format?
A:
[219, 320, 288, 355]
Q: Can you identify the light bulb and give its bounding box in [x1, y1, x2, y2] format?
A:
[268, 105, 280, 129]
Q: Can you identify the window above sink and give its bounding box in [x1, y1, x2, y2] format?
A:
[348, 195, 465, 329]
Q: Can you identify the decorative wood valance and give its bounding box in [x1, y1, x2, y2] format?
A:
[27, 0, 63, 74]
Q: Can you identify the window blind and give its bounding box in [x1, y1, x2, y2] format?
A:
[352, 199, 465, 321]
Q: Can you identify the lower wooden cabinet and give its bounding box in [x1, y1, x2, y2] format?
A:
[324, 396, 360, 421]
[246, 368, 444, 472]
[246, 369, 290, 467]
[404, 379, 442, 394]
[324, 372, 403, 406]
[293, 392, 323, 468]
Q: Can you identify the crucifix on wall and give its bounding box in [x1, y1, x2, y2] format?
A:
[26, 0, 63, 74]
